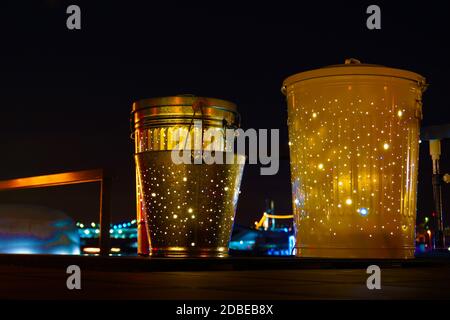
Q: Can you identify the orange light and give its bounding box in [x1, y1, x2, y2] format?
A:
[83, 247, 100, 253]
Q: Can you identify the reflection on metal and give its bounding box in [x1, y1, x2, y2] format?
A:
[0, 169, 111, 256]
[135, 163, 149, 256]
[136, 151, 245, 257]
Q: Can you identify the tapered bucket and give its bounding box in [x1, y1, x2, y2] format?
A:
[131, 96, 244, 257]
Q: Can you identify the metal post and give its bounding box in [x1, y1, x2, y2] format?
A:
[99, 173, 111, 256]
[429, 140, 445, 249]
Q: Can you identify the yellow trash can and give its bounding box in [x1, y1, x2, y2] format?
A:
[282, 59, 426, 258]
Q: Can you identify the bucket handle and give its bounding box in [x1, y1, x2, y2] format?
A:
[415, 79, 428, 120]
[183, 97, 207, 150]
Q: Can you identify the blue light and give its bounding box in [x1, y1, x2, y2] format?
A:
[359, 208, 369, 216]
[7, 248, 35, 254]
[288, 235, 296, 255]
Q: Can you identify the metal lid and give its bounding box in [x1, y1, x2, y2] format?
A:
[282, 58, 426, 91]
[132, 95, 237, 113]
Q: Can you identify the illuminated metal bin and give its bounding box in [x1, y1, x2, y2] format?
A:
[282, 59, 426, 258]
[131, 96, 245, 257]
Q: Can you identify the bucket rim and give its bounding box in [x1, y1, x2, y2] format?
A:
[282, 61, 426, 94]
[131, 95, 237, 113]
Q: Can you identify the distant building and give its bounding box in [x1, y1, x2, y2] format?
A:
[75, 214, 295, 256]
[77, 220, 137, 255]
[229, 209, 295, 256]
[0, 204, 80, 255]
[75, 199, 295, 256]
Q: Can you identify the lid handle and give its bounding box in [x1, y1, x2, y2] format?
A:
[344, 58, 362, 65]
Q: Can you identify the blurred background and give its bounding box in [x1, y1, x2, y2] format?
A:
[0, 1, 448, 251]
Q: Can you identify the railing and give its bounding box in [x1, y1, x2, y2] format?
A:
[0, 169, 111, 256]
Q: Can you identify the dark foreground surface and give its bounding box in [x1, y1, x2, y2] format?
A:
[1, 254, 450, 299]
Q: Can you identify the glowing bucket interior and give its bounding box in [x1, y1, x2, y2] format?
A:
[283, 60, 426, 259]
[136, 151, 244, 257]
[132, 96, 244, 257]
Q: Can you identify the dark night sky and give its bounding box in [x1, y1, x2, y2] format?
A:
[0, 0, 449, 227]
